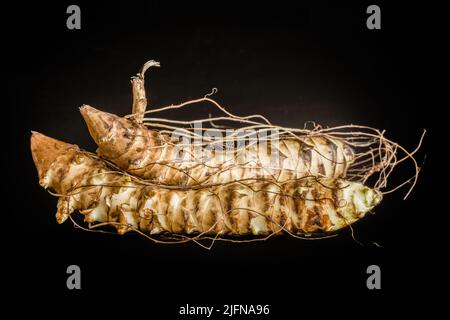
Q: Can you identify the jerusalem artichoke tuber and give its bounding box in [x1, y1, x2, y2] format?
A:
[31, 132, 381, 237]
[80, 105, 355, 187]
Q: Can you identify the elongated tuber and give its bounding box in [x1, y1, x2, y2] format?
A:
[80, 105, 355, 186]
[31, 132, 381, 237]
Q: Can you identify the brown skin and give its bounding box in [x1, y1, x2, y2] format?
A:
[30, 131, 78, 182]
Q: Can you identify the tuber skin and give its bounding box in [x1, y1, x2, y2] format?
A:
[31, 132, 381, 236]
[80, 105, 355, 187]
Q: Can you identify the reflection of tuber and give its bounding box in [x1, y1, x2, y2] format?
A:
[31, 132, 381, 237]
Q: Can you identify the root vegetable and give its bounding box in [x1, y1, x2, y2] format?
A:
[80, 105, 355, 186]
[31, 132, 381, 237]
[29, 60, 424, 246]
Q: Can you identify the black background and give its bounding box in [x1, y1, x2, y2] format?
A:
[5, 1, 447, 316]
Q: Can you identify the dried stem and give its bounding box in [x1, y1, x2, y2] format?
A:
[130, 60, 160, 123]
